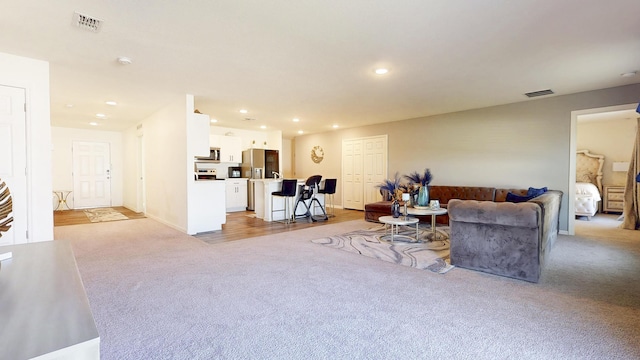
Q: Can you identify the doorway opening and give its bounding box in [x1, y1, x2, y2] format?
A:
[569, 103, 637, 235]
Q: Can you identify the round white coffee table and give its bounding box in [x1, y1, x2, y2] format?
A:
[378, 216, 419, 243]
[407, 207, 448, 242]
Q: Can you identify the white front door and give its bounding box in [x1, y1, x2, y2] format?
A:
[0, 85, 27, 245]
[72, 141, 112, 209]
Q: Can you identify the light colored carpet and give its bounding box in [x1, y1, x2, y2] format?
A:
[83, 208, 129, 223]
[312, 223, 451, 272]
[54, 218, 640, 360]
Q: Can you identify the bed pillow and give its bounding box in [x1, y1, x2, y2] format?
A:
[577, 173, 595, 183]
[505, 192, 537, 203]
[527, 187, 547, 197]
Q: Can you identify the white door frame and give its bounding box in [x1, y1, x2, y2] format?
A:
[0, 85, 27, 245]
[568, 103, 637, 235]
[137, 134, 146, 213]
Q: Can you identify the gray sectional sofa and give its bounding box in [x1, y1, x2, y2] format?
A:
[448, 190, 563, 283]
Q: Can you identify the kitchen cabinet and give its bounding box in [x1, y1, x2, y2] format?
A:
[210, 135, 242, 163]
[226, 178, 248, 212]
[189, 113, 210, 158]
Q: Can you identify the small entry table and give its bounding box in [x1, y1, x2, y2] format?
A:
[53, 190, 72, 211]
[378, 215, 419, 243]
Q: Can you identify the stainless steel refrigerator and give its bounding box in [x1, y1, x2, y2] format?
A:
[241, 149, 280, 210]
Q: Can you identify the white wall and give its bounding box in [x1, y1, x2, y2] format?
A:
[282, 138, 293, 178]
[129, 95, 190, 232]
[0, 51, 53, 242]
[122, 126, 140, 211]
[577, 118, 637, 186]
[51, 127, 124, 209]
[294, 83, 640, 233]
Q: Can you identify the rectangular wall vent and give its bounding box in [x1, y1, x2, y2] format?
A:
[524, 89, 554, 98]
[72, 12, 103, 33]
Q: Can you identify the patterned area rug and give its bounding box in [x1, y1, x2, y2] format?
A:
[312, 223, 454, 274]
[84, 208, 129, 223]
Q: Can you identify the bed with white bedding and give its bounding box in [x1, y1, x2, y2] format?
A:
[575, 149, 604, 219]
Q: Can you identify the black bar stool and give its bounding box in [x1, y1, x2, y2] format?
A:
[317, 179, 337, 217]
[271, 179, 298, 224]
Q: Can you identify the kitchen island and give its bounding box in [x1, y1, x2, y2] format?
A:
[252, 179, 326, 222]
[187, 179, 226, 234]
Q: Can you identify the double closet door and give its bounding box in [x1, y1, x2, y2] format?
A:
[342, 135, 388, 210]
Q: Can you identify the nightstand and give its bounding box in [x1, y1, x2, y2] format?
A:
[603, 185, 625, 213]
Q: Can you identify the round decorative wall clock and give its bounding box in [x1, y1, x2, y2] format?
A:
[311, 145, 324, 163]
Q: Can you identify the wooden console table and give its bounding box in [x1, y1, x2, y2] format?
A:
[0, 240, 100, 359]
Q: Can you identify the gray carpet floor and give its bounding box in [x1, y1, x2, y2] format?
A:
[54, 217, 640, 360]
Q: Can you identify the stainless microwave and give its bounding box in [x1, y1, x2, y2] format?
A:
[195, 147, 221, 162]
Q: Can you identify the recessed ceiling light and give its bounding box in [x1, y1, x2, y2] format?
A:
[105, 101, 117, 106]
[239, 109, 248, 114]
[332, 124, 339, 129]
[96, 113, 106, 118]
[298, 130, 304, 134]
[210, 118, 218, 123]
[621, 71, 637, 77]
[260, 125, 267, 129]
[293, 118, 300, 122]
[65, 104, 74, 108]
[375, 68, 389, 75]
[117, 56, 132, 65]
[89, 122, 98, 126]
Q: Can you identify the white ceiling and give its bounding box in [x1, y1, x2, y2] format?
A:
[1, 1, 639, 138]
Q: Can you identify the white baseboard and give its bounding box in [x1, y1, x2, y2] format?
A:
[144, 213, 188, 234]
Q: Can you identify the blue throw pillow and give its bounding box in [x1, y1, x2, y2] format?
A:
[527, 187, 547, 197]
[506, 192, 537, 203]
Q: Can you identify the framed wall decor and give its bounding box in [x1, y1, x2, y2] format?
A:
[311, 145, 324, 163]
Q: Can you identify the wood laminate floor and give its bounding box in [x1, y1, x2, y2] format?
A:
[195, 208, 364, 244]
[54, 206, 364, 244]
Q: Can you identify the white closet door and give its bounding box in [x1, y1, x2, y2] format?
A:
[342, 135, 387, 210]
[364, 135, 388, 205]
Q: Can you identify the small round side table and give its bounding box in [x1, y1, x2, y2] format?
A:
[378, 215, 420, 243]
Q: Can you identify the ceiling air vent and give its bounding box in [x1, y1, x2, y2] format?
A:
[524, 89, 554, 98]
[72, 12, 103, 33]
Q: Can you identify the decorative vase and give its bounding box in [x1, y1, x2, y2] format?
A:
[391, 200, 401, 218]
[410, 191, 418, 207]
[417, 186, 429, 207]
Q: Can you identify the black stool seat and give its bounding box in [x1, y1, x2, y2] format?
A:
[271, 179, 298, 224]
[317, 178, 337, 217]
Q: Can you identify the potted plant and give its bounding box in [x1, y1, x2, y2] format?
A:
[404, 168, 433, 207]
[376, 173, 402, 217]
